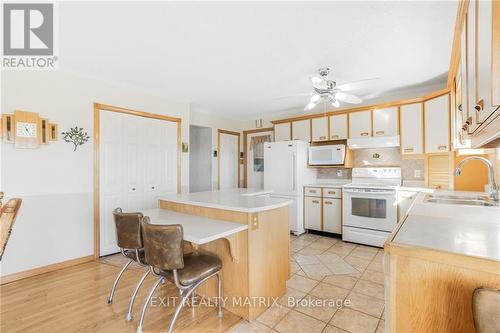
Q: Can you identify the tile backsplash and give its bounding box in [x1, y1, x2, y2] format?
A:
[317, 147, 425, 182]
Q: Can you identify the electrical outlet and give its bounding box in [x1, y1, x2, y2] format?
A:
[414, 169, 422, 178]
[336, 169, 343, 177]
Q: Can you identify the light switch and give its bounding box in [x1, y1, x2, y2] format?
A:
[336, 169, 343, 177]
[414, 169, 422, 178]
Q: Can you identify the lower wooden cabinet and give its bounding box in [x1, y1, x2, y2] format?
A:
[322, 198, 341, 233]
[304, 187, 342, 234]
[304, 196, 321, 230]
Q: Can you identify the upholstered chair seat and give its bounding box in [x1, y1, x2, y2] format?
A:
[473, 287, 500, 333]
[160, 252, 222, 286]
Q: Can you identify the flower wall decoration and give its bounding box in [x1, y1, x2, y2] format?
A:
[61, 127, 90, 151]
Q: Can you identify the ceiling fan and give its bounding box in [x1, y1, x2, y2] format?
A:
[301, 67, 376, 111]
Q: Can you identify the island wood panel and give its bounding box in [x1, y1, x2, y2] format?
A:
[386, 251, 500, 333]
[158, 200, 248, 224]
[247, 207, 290, 319]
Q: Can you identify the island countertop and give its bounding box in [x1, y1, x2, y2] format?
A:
[158, 188, 292, 213]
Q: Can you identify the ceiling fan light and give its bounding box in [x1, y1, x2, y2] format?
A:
[310, 94, 321, 103]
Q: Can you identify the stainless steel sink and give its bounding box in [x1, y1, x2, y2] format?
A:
[426, 194, 487, 201]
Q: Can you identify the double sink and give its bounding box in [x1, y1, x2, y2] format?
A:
[424, 194, 500, 207]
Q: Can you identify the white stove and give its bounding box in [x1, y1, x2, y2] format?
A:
[342, 167, 401, 247]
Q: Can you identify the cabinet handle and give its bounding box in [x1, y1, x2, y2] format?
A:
[309, 190, 317, 193]
[462, 123, 469, 131]
[319, 136, 326, 140]
[151, 186, 155, 189]
[331, 134, 339, 139]
[132, 188, 136, 191]
[324, 201, 333, 205]
[312, 200, 319, 204]
[404, 147, 414, 152]
[474, 99, 484, 113]
[375, 130, 385, 135]
[328, 191, 336, 195]
[438, 145, 447, 151]
[361, 132, 369, 136]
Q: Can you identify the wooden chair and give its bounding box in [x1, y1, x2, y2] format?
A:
[0, 193, 22, 260]
[137, 216, 223, 333]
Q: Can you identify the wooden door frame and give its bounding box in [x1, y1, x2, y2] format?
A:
[93, 102, 182, 259]
[242, 127, 273, 188]
[217, 129, 241, 190]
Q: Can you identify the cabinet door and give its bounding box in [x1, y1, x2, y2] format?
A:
[476, 0, 500, 123]
[323, 198, 341, 234]
[400, 103, 423, 154]
[292, 119, 311, 142]
[349, 111, 371, 138]
[424, 94, 450, 153]
[329, 114, 348, 140]
[274, 123, 291, 141]
[467, 0, 480, 132]
[304, 196, 321, 231]
[373, 107, 398, 137]
[311, 117, 328, 142]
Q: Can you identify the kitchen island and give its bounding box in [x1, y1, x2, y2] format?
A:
[384, 190, 500, 332]
[157, 188, 292, 320]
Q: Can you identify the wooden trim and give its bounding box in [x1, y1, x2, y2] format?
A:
[270, 89, 450, 125]
[217, 129, 241, 190]
[93, 103, 181, 123]
[93, 103, 181, 258]
[242, 127, 273, 188]
[447, 0, 470, 89]
[0, 255, 94, 285]
[493, 0, 500, 106]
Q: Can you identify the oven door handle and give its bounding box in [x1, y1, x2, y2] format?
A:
[343, 189, 395, 195]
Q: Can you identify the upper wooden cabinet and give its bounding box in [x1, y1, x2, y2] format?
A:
[400, 103, 423, 155]
[311, 117, 328, 142]
[274, 122, 291, 141]
[329, 114, 348, 140]
[292, 119, 311, 142]
[424, 94, 450, 153]
[348, 111, 371, 138]
[373, 107, 398, 137]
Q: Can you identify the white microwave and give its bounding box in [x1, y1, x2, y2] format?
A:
[308, 144, 346, 166]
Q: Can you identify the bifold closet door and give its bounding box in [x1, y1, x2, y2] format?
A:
[219, 131, 239, 189]
[99, 111, 178, 256]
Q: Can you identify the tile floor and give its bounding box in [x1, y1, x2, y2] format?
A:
[231, 233, 386, 333]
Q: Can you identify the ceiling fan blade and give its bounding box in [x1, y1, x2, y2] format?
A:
[304, 100, 319, 111]
[336, 77, 379, 92]
[335, 92, 363, 104]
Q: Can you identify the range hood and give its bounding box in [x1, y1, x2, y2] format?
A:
[347, 135, 400, 149]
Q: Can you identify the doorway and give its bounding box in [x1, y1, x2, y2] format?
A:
[189, 125, 213, 192]
[218, 129, 240, 189]
[243, 128, 274, 188]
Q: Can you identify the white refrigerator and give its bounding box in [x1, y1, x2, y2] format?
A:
[264, 141, 316, 235]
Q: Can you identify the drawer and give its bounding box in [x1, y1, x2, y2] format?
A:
[322, 187, 342, 198]
[304, 187, 321, 197]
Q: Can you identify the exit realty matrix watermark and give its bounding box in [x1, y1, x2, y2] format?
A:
[2, 2, 58, 69]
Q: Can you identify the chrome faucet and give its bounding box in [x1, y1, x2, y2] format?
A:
[455, 156, 499, 201]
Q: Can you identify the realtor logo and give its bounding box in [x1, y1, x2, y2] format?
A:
[2, 3, 58, 69]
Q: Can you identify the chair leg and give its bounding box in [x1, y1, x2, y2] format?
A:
[108, 259, 133, 304]
[136, 277, 164, 333]
[216, 271, 223, 317]
[167, 288, 193, 333]
[126, 269, 150, 321]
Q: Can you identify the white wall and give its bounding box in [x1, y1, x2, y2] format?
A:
[0, 70, 190, 276]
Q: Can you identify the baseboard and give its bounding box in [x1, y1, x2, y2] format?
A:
[0, 255, 94, 285]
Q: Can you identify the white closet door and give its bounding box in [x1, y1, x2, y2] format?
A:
[219, 133, 239, 189]
[100, 111, 125, 256]
[100, 112, 178, 256]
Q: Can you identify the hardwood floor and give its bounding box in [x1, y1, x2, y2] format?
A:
[0, 261, 241, 333]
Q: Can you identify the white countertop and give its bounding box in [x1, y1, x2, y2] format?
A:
[392, 190, 500, 261]
[304, 180, 351, 188]
[142, 208, 248, 244]
[158, 188, 292, 213]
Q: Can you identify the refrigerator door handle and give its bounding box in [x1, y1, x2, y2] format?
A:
[292, 153, 296, 191]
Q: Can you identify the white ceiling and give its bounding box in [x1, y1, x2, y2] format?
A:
[60, 1, 458, 120]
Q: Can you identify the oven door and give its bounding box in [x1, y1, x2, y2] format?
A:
[343, 188, 397, 232]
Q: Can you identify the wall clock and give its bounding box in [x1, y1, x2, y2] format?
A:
[14, 111, 40, 148]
